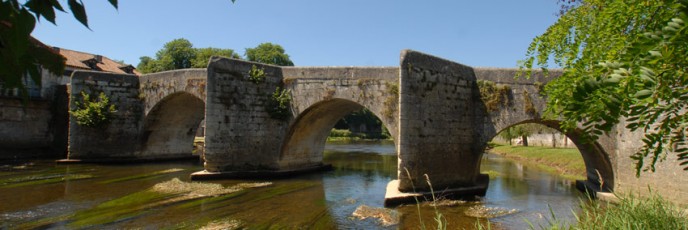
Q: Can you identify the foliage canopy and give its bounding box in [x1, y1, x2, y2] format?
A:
[522, 0, 688, 174]
[137, 38, 241, 73]
[245, 42, 294, 66]
[0, 0, 117, 98]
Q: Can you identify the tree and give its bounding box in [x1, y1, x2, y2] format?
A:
[137, 38, 242, 73]
[245, 42, 294, 66]
[521, 0, 688, 174]
[192, 47, 241, 68]
[0, 0, 117, 98]
[499, 126, 519, 146]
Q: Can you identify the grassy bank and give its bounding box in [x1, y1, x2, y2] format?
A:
[327, 129, 392, 142]
[488, 144, 586, 181]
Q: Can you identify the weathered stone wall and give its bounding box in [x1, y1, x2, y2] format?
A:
[67, 71, 144, 159]
[203, 58, 288, 171]
[139, 69, 207, 114]
[397, 50, 483, 192]
[472, 67, 688, 203]
[281, 67, 399, 169]
[138, 69, 207, 159]
[0, 99, 54, 159]
[608, 120, 688, 204]
[474, 67, 615, 191]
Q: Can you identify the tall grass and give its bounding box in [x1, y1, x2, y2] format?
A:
[530, 190, 687, 230]
[572, 192, 687, 230]
[403, 168, 447, 230]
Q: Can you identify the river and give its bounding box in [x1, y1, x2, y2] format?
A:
[0, 141, 583, 229]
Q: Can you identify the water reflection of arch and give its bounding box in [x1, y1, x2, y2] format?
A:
[279, 98, 397, 171]
[486, 119, 614, 192]
[141, 92, 205, 159]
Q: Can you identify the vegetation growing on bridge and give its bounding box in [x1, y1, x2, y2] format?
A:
[477, 80, 511, 112]
[70, 91, 117, 128]
[382, 82, 399, 120]
[266, 87, 291, 120]
[248, 65, 266, 84]
[523, 90, 537, 116]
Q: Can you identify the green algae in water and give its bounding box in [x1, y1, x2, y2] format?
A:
[99, 168, 185, 184]
[464, 205, 520, 218]
[481, 170, 503, 179]
[67, 178, 270, 228]
[352, 205, 399, 226]
[198, 219, 243, 230]
[0, 173, 94, 188]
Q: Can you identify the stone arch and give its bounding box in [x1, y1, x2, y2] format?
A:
[279, 98, 396, 170]
[141, 92, 205, 159]
[487, 119, 614, 192]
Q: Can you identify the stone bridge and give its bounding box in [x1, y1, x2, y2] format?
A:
[65, 50, 688, 205]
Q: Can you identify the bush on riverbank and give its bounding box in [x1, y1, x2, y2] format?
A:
[488, 144, 586, 180]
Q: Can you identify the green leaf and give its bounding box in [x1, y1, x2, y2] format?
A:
[634, 90, 653, 99]
[648, 50, 662, 57]
[25, 0, 58, 24]
[107, 0, 118, 9]
[68, 0, 89, 28]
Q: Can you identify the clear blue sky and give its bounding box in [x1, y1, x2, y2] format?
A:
[32, 1, 560, 68]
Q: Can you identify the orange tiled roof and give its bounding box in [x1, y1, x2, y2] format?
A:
[56, 48, 141, 76]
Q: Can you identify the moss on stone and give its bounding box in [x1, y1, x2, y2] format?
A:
[382, 82, 399, 120]
[477, 80, 511, 112]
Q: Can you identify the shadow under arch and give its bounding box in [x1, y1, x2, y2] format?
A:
[279, 98, 397, 170]
[142, 92, 205, 159]
[487, 119, 614, 192]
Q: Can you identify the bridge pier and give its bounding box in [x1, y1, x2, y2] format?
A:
[383, 175, 489, 207]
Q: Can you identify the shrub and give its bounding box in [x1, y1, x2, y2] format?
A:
[248, 65, 266, 84]
[70, 91, 117, 128]
[266, 87, 291, 120]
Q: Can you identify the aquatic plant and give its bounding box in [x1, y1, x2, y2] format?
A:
[352, 205, 399, 226]
[464, 206, 519, 218]
[0, 173, 94, 188]
[99, 168, 184, 184]
[67, 178, 272, 228]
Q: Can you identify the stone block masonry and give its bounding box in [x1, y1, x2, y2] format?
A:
[0, 99, 55, 159]
[201, 57, 289, 172]
[281, 67, 399, 170]
[397, 50, 487, 193]
[67, 71, 144, 160]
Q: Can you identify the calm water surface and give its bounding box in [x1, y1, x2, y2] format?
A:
[0, 141, 583, 229]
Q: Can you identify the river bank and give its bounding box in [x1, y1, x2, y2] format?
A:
[487, 144, 586, 181]
[326, 129, 392, 142]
